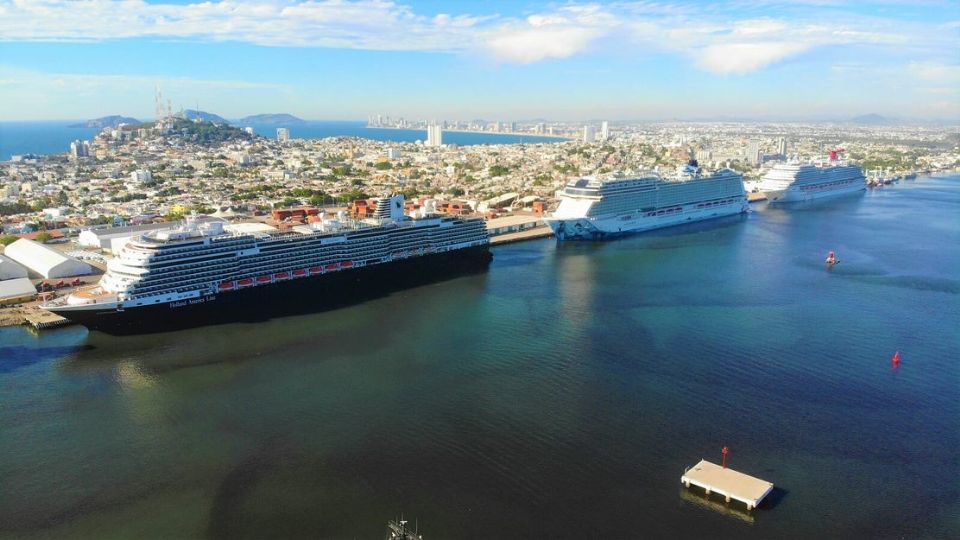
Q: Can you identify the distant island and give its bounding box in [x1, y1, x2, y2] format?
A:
[69, 115, 140, 128]
[850, 113, 893, 125]
[181, 109, 230, 124]
[239, 113, 305, 125]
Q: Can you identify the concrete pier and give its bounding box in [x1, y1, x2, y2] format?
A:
[23, 306, 71, 330]
[681, 459, 773, 511]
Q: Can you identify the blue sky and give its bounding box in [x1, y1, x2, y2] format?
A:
[0, 0, 958, 121]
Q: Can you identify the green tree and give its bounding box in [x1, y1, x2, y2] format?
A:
[35, 232, 51, 243]
[489, 165, 510, 177]
[0, 235, 19, 246]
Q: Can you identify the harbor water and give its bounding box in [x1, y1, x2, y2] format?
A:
[1, 176, 958, 538]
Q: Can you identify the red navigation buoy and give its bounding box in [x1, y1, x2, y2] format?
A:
[892, 351, 901, 366]
[721, 446, 729, 469]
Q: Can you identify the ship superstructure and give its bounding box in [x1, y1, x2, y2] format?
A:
[760, 153, 866, 203]
[46, 195, 491, 333]
[545, 161, 748, 240]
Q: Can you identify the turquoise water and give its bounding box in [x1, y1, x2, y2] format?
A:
[1, 177, 958, 538]
[0, 121, 561, 160]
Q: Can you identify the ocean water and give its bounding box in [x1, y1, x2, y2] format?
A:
[0, 121, 562, 161]
[0, 121, 100, 160]
[1, 176, 958, 538]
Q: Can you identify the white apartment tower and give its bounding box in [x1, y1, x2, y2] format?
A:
[582, 125, 596, 143]
[277, 128, 290, 143]
[600, 121, 609, 141]
[777, 137, 788, 157]
[426, 124, 443, 147]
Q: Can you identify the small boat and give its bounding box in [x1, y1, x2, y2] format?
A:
[825, 251, 838, 266]
[324, 263, 338, 271]
[218, 281, 234, 291]
[275, 272, 290, 280]
[309, 266, 323, 274]
[256, 275, 272, 284]
[386, 519, 422, 540]
[237, 278, 254, 288]
[341, 260, 354, 268]
[292, 269, 307, 277]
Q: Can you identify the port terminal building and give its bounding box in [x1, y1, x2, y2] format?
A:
[3, 239, 92, 279]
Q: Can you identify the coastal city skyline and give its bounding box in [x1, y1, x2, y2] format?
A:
[1, 0, 959, 122]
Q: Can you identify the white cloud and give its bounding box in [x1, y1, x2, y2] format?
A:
[486, 26, 603, 64]
[0, 0, 954, 77]
[697, 42, 811, 75]
[908, 61, 960, 83]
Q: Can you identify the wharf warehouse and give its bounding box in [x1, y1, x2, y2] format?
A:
[3, 239, 92, 279]
[0, 277, 36, 305]
[0, 253, 29, 280]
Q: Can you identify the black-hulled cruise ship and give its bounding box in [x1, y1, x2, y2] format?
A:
[45, 195, 491, 333]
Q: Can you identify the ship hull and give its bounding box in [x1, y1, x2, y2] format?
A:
[48, 246, 493, 335]
[764, 181, 866, 203]
[546, 199, 749, 240]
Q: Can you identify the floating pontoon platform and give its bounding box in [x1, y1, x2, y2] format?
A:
[681, 459, 773, 510]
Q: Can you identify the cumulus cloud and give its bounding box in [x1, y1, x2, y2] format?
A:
[486, 26, 602, 63]
[697, 42, 811, 75]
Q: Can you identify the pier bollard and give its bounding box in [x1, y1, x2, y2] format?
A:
[725, 495, 731, 503]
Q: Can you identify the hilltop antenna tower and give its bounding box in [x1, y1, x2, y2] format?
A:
[155, 84, 165, 121]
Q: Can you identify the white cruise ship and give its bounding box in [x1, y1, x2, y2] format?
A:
[760, 157, 866, 203]
[545, 161, 748, 240]
[45, 195, 491, 333]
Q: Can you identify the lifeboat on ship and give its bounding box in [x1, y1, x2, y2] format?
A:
[275, 272, 290, 280]
[237, 278, 254, 288]
[341, 260, 354, 268]
[309, 266, 323, 275]
[218, 281, 235, 291]
[293, 269, 307, 278]
[256, 275, 272, 284]
[324, 263, 338, 271]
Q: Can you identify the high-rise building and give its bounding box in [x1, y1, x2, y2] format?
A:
[777, 137, 788, 157]
[583, 125, 596, 143]
[509, 122, 517, 133]
[277, 128, 290, 143]
[747, 141, 761, 165]
[386, 148, 401, 160]
[426, 124, 443, 147]
[600, 121, 609, 141]
[536, 122, 546, 134]
[69, 140, 90, 159]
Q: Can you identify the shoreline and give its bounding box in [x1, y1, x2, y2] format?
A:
[365, 125, 572, 141]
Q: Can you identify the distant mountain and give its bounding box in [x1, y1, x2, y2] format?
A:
[239, 113, 305, 125]
[850, 113, 893, 125]
[69, 115, 140, 128]
[181, 109, 230, 124]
